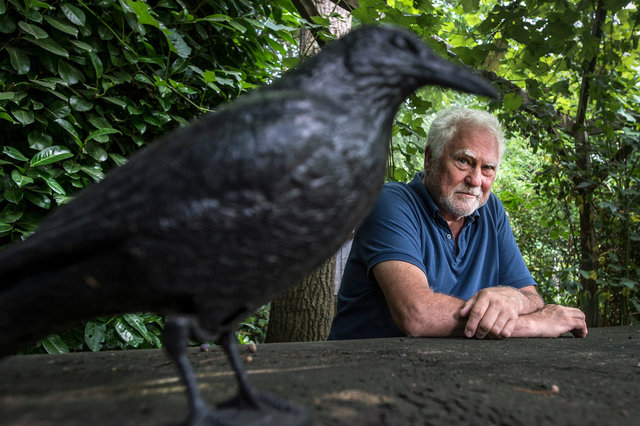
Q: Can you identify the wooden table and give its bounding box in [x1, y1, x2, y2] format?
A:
[1, 326, 638, 425]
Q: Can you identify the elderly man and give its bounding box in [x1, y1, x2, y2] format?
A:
[329, 107, 587, 340]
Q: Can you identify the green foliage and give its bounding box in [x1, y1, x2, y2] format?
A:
[1, 0, 310, 353]
[357, 0, 640, 325]
[236, 304, 270, 345]
[20, 313, 164, 354]
[0, 0, 305, 244]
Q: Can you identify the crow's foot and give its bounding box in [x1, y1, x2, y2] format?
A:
[181, 391, 310, 426]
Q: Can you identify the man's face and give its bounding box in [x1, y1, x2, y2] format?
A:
[423, 126, 499, 222]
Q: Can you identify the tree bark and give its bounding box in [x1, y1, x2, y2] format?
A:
[574, 0, 606, 327]
[265, 0, 352, 342]
[265, 257, 336, 342]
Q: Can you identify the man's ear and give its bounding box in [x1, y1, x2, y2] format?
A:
[424, 146, 432, 171]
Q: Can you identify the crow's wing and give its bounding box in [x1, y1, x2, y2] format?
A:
[0, 90, 359, 291]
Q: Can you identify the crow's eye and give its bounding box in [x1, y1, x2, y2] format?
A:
[391, 35, 419, 55]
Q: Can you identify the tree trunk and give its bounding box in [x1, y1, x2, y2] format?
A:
[265, 257, 336, 342]
[266, 0, 352, 342]
[574, 0, 606, 327]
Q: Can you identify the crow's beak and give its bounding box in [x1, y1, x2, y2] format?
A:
[428, 56, 499, 100]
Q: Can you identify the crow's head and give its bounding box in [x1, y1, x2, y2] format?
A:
[342, 26, 498, 100]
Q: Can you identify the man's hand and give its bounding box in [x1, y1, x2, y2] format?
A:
[459, 286, 540, 339]
[513, 304, 588, 338]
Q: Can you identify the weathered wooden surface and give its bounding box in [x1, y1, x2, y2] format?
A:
[1, 326, 638, 425]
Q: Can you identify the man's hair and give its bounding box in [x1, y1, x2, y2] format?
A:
[425, 107, 505, 164]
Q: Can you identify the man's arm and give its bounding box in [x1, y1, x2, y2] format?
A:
[373, 260, 540, 338]
[459, 285, 543, 338]
[512, 304, 588, 338]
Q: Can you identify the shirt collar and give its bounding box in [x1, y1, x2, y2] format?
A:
[408, 172, 480, 224]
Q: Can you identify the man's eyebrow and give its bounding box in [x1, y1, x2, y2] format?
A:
[454, 149, 499, 168]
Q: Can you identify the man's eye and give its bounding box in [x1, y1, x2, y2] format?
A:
[458, 158, 469, 165]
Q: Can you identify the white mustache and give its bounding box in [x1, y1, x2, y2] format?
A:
[455, 185, 482, 197]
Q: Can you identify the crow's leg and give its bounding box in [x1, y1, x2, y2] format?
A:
[166, 318, 311, 425]
[217, 331, 260, 409]
[164, 316, 217, 425]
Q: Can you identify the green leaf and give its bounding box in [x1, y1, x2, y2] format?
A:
[165, 30, 191, 58]
[37, 173, 66, 195]
[0, 13, 16, 34]
[41, 334, 70, 354]
[86, 127, 120, 142]
[123, 313, 153, 342]
[28, 131, 53, 150]
[3, 188, 23, 204]
[61, 3, 86, 26]
[127, 0, 159, 27]
[44, 15, 79, 37]
[25, 37, 69, 58]
[25, 191, 51, 209]
[11, 108, 35, 125]
[80, 165, 105, 181]
[30, 145, 74, 167]
[109, 152, 128, 167]
[69, 40, 93, 52]
[11, 169, 34, 187]
[18, 21, 49, 39]
[102, 96, 128, 109]
[54, 119, 82, 145]
[58, 59, 83, 85]
[2, 146, 29, 161]
[5, 46, 30, 75]
[0, 91, 15, 100]
[88, 52, 103, 78]
[85, 141, 108, 162]
[70, 96, 93, 112]
[114, 318, 144, 347]
[85, 321, 106, 352]
[503, 92, 523, 112]
[0, 223, 12, 233]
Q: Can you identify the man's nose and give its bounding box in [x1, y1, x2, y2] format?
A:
[465, 167, 482, 187]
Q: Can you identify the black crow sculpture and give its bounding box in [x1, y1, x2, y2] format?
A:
[0, 26, 497, 425]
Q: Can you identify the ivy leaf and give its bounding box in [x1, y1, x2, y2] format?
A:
[5, 46, 30, 74]
[30, 145, 74, 167]
[61, 3, 86, 26]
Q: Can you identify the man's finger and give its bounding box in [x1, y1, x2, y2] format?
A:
[464, 299, 492, 338]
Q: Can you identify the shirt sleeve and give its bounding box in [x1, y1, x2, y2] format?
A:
[355, 184, 428, 279]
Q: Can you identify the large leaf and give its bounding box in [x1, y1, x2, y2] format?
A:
[43, 15, 78, 36]
[42, 334, 70, 354]
[30, 145, 74, 167]
[25, 36, 69, 57]
[60, 3, 86, 26]
[84, 321, 106, 352]
[5, 46, 30, 74]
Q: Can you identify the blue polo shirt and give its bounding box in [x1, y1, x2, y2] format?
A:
[328, 172, 535, 340]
